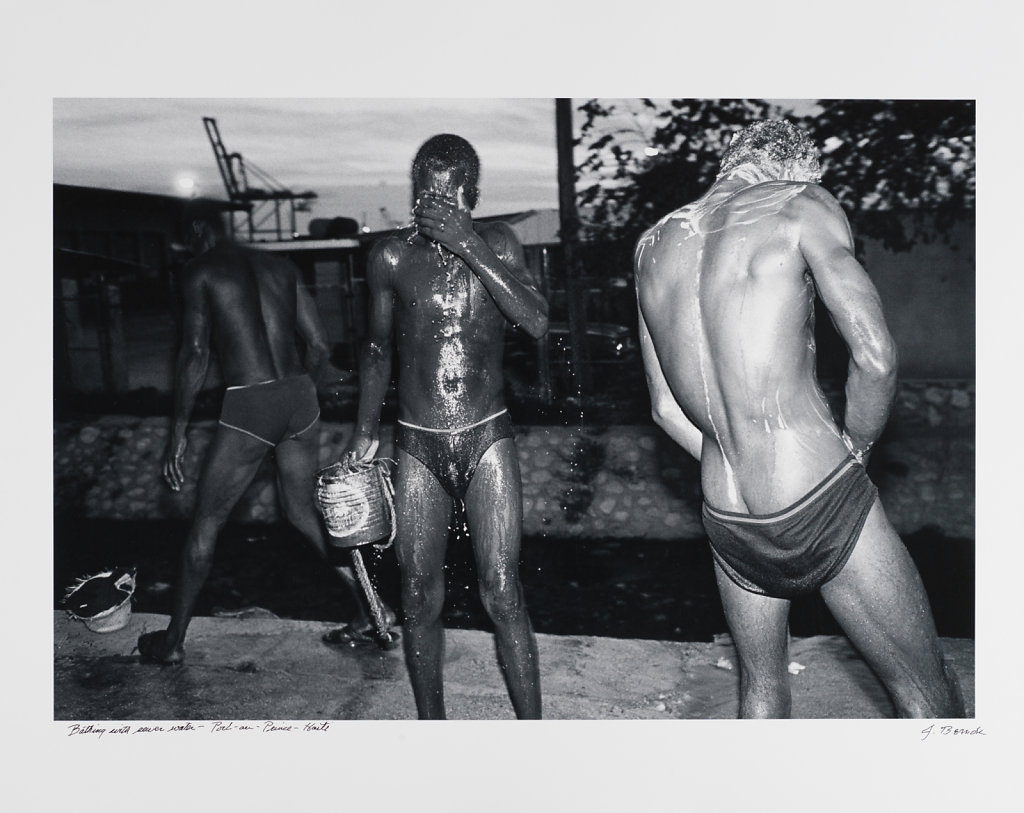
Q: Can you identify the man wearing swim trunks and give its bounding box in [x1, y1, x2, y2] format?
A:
[343, 134, 548, 718]
[635, 120, 964, 718]
[138, 201, 393, 665]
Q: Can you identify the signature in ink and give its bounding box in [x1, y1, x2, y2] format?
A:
[921, 724, 986, 741]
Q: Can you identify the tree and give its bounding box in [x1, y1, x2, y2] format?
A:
[576, 98, 975, 254]
[800, 99, 975, 251]
[576, 98, 771, 245]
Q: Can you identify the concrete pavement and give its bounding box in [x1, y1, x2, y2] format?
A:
[54, 611, 975, 721]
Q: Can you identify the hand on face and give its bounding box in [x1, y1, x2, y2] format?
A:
[413, 188, 472, 251]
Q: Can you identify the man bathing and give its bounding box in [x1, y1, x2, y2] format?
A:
[138, 201, 394, 665]
[635, 120, 964, 717]
[343, 134, 547, 718]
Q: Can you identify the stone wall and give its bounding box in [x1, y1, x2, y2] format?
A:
[53, 381, 974, 541]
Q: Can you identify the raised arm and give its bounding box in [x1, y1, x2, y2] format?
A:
[164, 264, 211, 490]
[344, 239, 397, 463]
[414, 193, 548, 338]
[797, 186, 898, 463]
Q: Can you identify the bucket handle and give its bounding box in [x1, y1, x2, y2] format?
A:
[375, 459, 398, 548]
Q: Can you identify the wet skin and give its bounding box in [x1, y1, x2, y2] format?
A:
[345, 167, 548, 718]
[138, 232, 392, 666]
[635, 162, 965, 718]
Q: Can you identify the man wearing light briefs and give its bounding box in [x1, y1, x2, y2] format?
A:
[343, 134, 548, 718]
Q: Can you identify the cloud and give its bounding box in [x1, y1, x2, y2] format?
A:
[53, 98, 560, 214]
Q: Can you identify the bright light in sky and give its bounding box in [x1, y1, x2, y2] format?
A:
[175, 176, 196, 195]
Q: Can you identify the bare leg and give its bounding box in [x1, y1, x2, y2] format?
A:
[820, 500, 966, 718]
[274, 427, 394, 631]
[139, 427, 269, 664]
[393, 449, 452, 719]
[465, 439, 541, 719]
[712, 560, 793, 718]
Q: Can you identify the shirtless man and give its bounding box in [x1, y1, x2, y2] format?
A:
[635, 120, 964, 718]
[138, 200, 392, 664]
[343, 134, 547, 718]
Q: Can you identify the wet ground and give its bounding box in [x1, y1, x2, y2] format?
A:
[54, 517, 974, 643]
[52, 611, 976, 721]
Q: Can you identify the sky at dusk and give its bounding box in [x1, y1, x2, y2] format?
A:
[53, 98, 563, 232]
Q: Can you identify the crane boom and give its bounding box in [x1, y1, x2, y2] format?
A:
[202, 116, 317, 242]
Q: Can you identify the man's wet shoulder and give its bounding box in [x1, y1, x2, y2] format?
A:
[719, 181, 827, 228]
[368, 232, 410, 265]
[731, 178, 818, 203]
[636, 206, 689, 247]
[780, 182, 845, 219]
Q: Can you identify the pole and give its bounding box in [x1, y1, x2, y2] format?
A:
[555, 98, 591, 400]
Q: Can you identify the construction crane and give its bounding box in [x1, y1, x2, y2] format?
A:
[203, 117, 318, 242]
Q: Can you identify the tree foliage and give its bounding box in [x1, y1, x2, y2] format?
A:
[803, 99, 975, 250]
[576, 98, 975, 254]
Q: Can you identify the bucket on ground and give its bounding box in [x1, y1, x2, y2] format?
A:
[64, 566, 136, 633]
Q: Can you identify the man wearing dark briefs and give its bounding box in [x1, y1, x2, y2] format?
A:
[138, 201, 392, 664]
[635, 120, 964, 718]
[343, 134, 547, 718]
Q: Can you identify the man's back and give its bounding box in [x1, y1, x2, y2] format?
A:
[185, 244, 307, 387]
[634, 120, 963, 721]
[637, 180, 850, 513]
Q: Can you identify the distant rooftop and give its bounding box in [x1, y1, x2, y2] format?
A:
[358, 208, 561, 247]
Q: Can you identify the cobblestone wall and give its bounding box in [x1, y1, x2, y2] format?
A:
[53, 381, 975, 540]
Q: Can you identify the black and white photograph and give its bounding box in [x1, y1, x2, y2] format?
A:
[7, 3, 1020, 811]
[50, 95, 977, 722]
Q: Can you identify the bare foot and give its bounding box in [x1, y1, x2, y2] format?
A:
[138, 630, 184, 665]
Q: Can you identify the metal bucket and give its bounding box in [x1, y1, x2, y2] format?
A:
[315, 459, 395, 549]
[64, 567, 136, 633]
